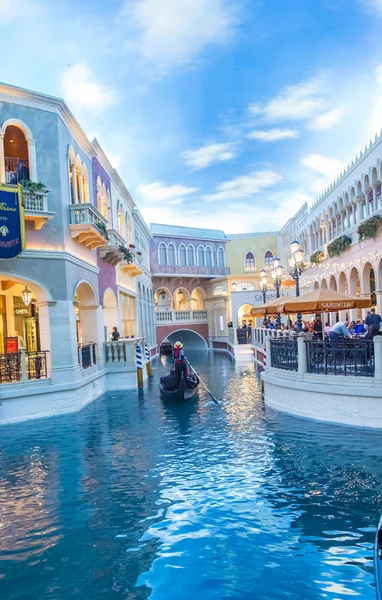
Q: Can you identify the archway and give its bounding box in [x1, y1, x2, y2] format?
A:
[329, 275, 337, 291]
[191, 287, 205, 311]
[238, 303, 254, 326]
[75, 281, 99, 346]
[349, 267, 361, 320]
[164, 329, 208, 350]
[155, 287, 172, 312]
[4, 124, 30, 183]
[321, 279, 328, 289]
[103, 288, 118, 341]
[173, 288, 190, 311]
[362, 262, 376, 308]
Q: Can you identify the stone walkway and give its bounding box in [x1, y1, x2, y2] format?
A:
[233, 343, 254, 364]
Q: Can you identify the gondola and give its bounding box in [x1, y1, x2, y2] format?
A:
[159, 372, 199, 401]
[375, 516, 382, 599]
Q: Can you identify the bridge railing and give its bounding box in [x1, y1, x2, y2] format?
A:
[156, 310, 208, 324]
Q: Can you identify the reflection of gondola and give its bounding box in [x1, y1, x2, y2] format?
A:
[375, 516, 382, 599]
[159, 372, 199, 401]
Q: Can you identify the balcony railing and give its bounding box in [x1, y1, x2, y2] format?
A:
[5, 157, 29, 184]
[69, 204, 108, 250]
[151, 264, 230, 277]
[306, 339, 374, 377]
[270, 338, 298, 371]
[78, 343, 97, 370]
[155, 310, 208, 324]
[0, 349, 48, 383]
[104, 338, 144, 365]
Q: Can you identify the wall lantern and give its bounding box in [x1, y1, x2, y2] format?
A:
[159, 289, 166, 300]
[231, 282, 237, 291]
[21, 286, 32, 307]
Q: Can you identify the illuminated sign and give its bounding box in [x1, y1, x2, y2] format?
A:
[0, 184, 25, 259]
[14, 307, 30, 316]
[5, 337, 18, 353]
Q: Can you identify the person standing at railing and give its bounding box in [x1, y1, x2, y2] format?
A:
[328, 321, 351, 341]
[365, 308, 382, 332]
[110, 327, 120, 341]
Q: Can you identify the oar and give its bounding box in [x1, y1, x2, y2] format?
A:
[186, 359, 219, 404]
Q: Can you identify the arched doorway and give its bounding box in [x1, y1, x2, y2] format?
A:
[103, 288, 118, 341]
[191, 288, 205, 311]
[75, 282, 99, 345]
[4, 124, 30, 183]
[164, 329, 208, 350]
[173, 288, 190, 311]
[321, 279, 328, 289]
[362, 262, 376, 308]
[155, 288, 172, 312]
[238, 303, 254, 326]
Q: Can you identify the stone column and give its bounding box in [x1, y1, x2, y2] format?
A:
[0, 132, 5, 183]
[70, 163, 78, 204]
[372, 184, 378, 212]
[374, 336, 382, 385]
[297, 335, 307, 375]
[265, 336, 271, 368]
[27, 138, 38, 181]
[78, 172, 84, 204]
[375, 291, 382, 316]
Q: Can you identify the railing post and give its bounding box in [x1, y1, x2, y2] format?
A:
[297, 335, 307, 376]
[20, 347, 28, 381]
[89, 343, 94, 367]
[78, 344, 83, 368]
[265, 336, 271, 368]
[374, 336, 382, 383]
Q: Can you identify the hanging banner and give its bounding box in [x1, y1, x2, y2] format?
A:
[0, 184, 25, 259]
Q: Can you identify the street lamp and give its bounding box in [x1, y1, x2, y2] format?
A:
[271, 259, 284, 327]
[21, 286, 32, 307]
[260, 269, 268, 326]
[289, 240, 305, 332]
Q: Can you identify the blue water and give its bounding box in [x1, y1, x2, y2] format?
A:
[0, 352, 381, 599]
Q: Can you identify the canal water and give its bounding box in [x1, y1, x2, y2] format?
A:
[1, 352, 382, 599]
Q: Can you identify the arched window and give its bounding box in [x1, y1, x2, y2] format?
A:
[82, 163, 89, 203]
[214, 285, 226, 296]
[168, 244, 176, 265]
[245, 252, 255, 271]
[198, 246, 205, 266]
[4, 124, 30, 183]
[159, 243, 167, 265]
[187, 245, 195, 265]
[205, 246, 213, 267]
[117, 203, 124, 235]
[217, 247, 225, 267]
[264, 250, 274, 270]
[179, 244, 187, 266]
[235, 282, 255, 291]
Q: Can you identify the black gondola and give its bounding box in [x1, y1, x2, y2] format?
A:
[375, 516, 382, 599]
[159, 372, 199, 401]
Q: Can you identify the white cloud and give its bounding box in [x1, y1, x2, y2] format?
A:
[249, 76, 326, 122]
[301, 153, 345, 180]
[359, 0, 382, 14]
[308, 107, 347, 131]
[61, 64, 117, 116]
[247, 128, 299, 142]
[368, 65, 382, 137]
[182, 142, 237, 169]
[136, 181, 198, 203]
[0, 0, 40, 21]
[203, 169, 281, 202]
[123, 0, 238, 69]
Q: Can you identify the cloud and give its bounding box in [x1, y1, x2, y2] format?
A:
[301, 153, 345, 180]
[182, 142, 237, 169]
[308, 107, 347, 131]
[249, 76, 326, 122]
[203, 169, 281, 202]
[359, 0, 382, 14]
[368, 65, 382, 137]
[0, 0, 40, 22]
[135, 181, 198, 203]
[247, 128, 299, 142]
[123, 0, 238, 70]
[61, 64, 117, 116]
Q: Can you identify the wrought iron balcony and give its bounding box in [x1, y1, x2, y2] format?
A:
[151, 264, 230, 277]
[69, 203, 108, 250]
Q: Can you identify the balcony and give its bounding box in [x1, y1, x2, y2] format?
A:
[23, 187, 55, 230]
[155, 309, 208, 324]
[69, 203, 108, 250]
[98, 228, 125, 266]
[120, 251, 143, 277]
[151, 264, 230, 278]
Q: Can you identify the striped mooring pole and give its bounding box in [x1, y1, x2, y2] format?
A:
[136, 344, 144, 389]
[145, 342, 153, 377]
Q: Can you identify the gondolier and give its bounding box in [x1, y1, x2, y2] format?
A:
[173, 341, 187, 384]
[159, 341, 199, 401]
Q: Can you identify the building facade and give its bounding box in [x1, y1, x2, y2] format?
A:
[0, 83, 155, 424]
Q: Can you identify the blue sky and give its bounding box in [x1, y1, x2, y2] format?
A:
[1, 0, 382, 233]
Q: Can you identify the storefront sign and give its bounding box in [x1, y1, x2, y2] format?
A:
[0, 184, 25, 259]
[14, 307, 30, 316]
[5, 337, 18, 353]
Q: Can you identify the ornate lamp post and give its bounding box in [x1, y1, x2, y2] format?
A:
[259, 269, 268, 327]
[288, 240, 305, 332]
[271, 258, 284, 327]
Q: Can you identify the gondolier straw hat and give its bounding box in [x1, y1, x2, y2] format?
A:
[174, 341, 183, 348]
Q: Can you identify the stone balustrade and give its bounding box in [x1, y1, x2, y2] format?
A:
[155, 310, 208, 324]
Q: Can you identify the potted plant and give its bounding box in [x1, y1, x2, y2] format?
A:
[118, 245, 134, 263]
[310, 250, 324, 264]
[357, 215, 382, 242]
[128, 244, 135, 249]
[327, 234, 352, 258]
[95, 221, 109, 241]
[20, 180, 47, 192]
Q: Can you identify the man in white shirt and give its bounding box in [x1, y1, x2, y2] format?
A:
[329, 321, 351, 341]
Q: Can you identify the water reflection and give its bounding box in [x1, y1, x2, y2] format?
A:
[0, 353, 381, 599]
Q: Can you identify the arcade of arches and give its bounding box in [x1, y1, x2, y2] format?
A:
[155, 286, 206, 312]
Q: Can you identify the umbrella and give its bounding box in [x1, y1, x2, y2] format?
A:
[250, 296, 291, 318]
[275, 288, 371, 314]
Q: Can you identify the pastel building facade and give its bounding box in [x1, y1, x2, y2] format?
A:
[0, 83, 155, 424]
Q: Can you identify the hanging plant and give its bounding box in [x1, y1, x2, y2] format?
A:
[20, 180, 47, 192]
[95, 221, 109, 241]
[128, 244, 135, 249]
[357, 215, 382, 242]
[310, 250, 324, 264]
[327, 235, 352, 258]
[118, 245, 134, 263]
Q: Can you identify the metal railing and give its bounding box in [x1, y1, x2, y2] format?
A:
[78, 343, 97, 370]
[5, 157, 29, 184]
[270, 338, 298, 371]
[306, 339, 375, 377]
[0, 350, 48, 383]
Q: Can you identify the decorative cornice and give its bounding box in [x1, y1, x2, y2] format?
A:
[21, 249, 99, 274]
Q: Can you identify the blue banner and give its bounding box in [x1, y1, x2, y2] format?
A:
[0, 186, 24, 259]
